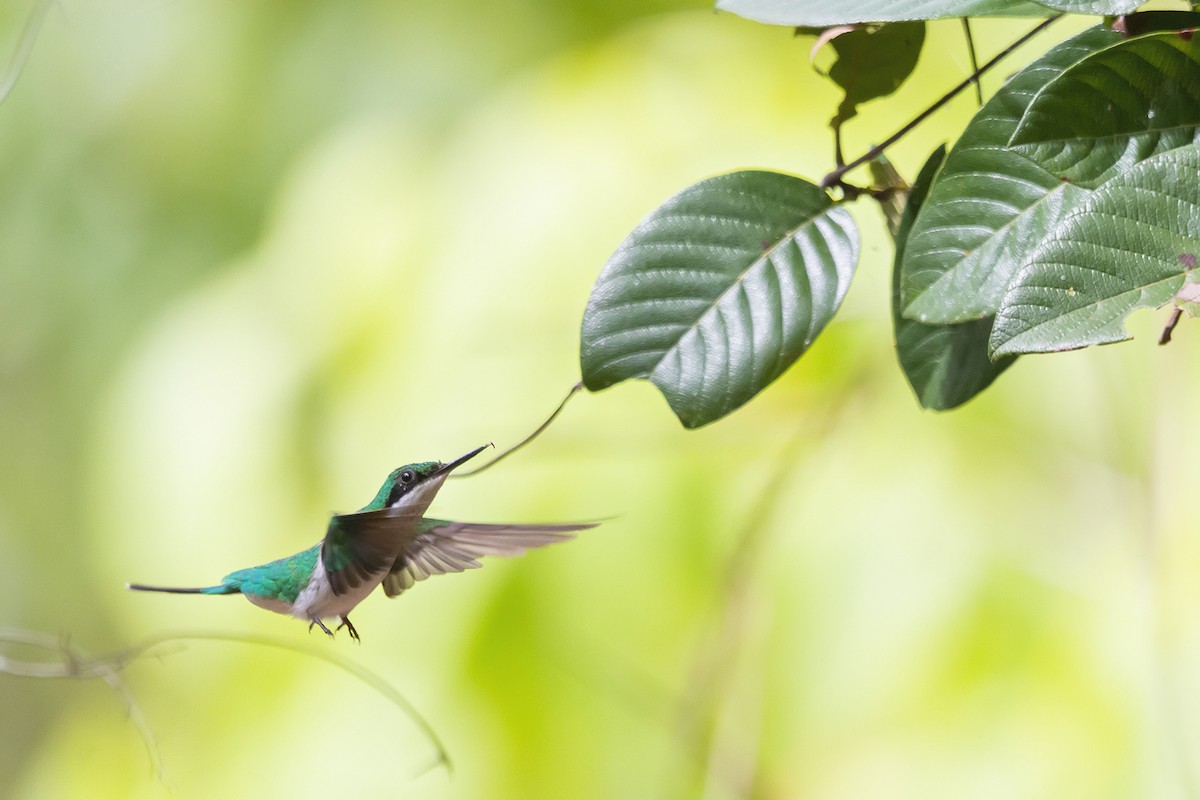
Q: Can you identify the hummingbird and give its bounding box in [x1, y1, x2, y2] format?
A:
[127, 444, 593, 640]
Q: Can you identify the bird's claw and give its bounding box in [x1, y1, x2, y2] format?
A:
[336, 616, 361, 642]
[307, 616, 359, 642]
[308, 618, 334, 638]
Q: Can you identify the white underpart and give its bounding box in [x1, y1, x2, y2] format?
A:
[290, 556, 382, 621]
[288, 473, 451, 622]
[244, 592, 292, 615]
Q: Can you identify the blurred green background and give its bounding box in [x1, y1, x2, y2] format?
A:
[3, 2, 1200, 798]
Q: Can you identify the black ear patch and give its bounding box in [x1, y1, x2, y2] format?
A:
[385, 468, 420, 507]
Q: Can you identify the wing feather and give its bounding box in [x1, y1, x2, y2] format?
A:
[322, 505, 425, 596]
[380, 521, 596, 597]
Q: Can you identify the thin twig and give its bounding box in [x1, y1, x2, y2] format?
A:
[0, 627, 453, 779]
[1159, 307, 1183, 345]
[820, 14, 1062, 189]
[453, 381, 584, 478]
[0, 628, 136, 678]
[0, 628, 164, 778]
[131, 630, 453, 777]
[961, 18, 983, 106]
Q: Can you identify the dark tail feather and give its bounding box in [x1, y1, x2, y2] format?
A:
[126, 582, 237, 595]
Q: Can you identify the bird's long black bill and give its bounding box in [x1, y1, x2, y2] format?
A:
[432, 443, 492, 478]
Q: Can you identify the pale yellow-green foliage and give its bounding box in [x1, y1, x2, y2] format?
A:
[1, 3, 1197, 799]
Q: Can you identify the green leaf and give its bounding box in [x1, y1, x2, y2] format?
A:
[990, 143, 1200, 356]
[1009, 33, 1200, 185]
[1033, 0, 1139, 12]
[900, 26, 1122, 325]
[808, 22, 925, 124]
[580, 171, 858, 428]
[904, 27, 1200, 327]
[894, 147, 1015, 410]
[717, 0, 1057, 27]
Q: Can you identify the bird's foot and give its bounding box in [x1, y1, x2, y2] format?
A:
[337, 616, 361, 642]
[308, 617, 334, 638]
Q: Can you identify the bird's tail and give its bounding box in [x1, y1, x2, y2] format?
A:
[126, 582, 238, 595]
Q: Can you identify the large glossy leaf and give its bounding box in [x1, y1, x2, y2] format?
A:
[716, 0, 1056, 26]
[1034, 0, 1139, 11]
[899, 27, 1122, 325]
[893, 147, 1014, 410]
[580, 171, 858, 428]
[1014, 33, 1200, 145]
[990, 144, 1200, 356]
[1010, 32, 1200, 186]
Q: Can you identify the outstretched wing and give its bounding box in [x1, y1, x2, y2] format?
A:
[380, 520, 596, 597]
[322, 505, 425, 596]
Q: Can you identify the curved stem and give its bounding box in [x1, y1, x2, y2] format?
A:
[820, 14, 1062, 190]
[453, 380, 584, 478]
[131, 630, 453, 777]
[0, 627, 453, 779]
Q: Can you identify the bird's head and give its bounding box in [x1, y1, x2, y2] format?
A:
[365, 443, 491, 511]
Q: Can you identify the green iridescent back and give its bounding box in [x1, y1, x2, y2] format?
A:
[222, 545, 320, 604]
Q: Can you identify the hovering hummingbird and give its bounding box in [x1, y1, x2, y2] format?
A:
[128, 444, 592, 640]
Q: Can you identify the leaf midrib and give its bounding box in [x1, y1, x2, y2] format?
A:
[648, 205, 833, 383]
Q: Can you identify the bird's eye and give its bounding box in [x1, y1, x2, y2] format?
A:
[399, 469, 416, 485]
